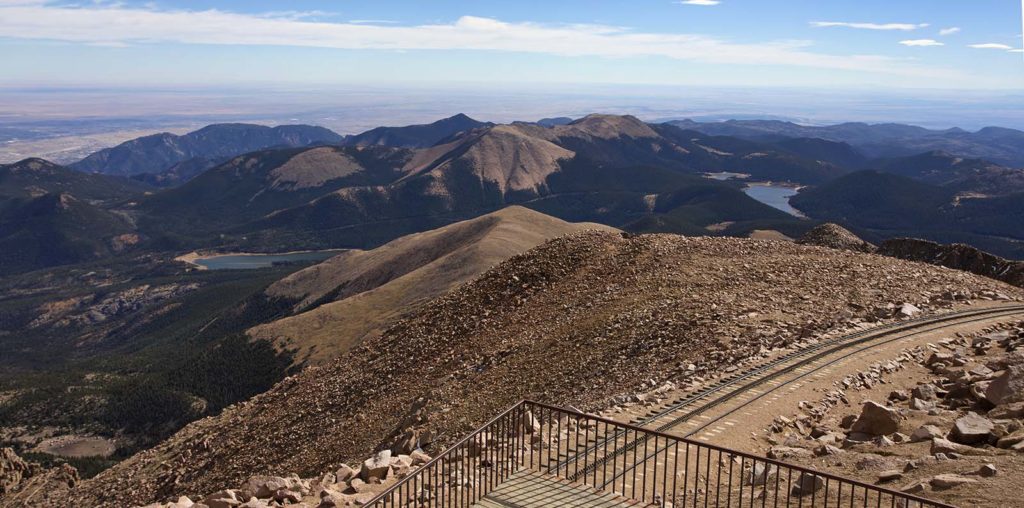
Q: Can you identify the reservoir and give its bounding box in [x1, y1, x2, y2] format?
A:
[702, 172, 804, 217]
[743, 183, 804, 217]
[192, 250, 343, 270]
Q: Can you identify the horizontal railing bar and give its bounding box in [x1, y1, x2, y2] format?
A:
[523, 400, 955, 508]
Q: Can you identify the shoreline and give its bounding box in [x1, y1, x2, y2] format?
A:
[175, 248, 347, 270]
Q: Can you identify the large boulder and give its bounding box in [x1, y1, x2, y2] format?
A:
[851, 401, 902, 436]
[361, 450, 393, 482]
[200, 490, 242, 508]
[949, 412, 994, 445]
[985, 364, 1024, 406]
[241, 476, 296, 499]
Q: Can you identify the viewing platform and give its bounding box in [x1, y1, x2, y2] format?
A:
[365, 400, 953, 508]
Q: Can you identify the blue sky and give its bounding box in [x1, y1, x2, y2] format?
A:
[1, 0, 1022, 89]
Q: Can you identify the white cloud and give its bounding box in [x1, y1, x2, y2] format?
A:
[1011, 49, 1024, 53]
[0, 3, 960, 80]
[969, 43, 1014, 50]
[900, 39, 943, 47]
[679, 0, 721, 5]
[810, 21, 928, 31]
[939, 27, 960, 36]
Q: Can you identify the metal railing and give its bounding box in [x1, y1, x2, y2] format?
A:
[366, 400, 955, 508]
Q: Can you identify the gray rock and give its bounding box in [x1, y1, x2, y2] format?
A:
[791, 473, 824, 496]
[851, 401, 902, 436]
[931, 437, 991, 456]
[950, 412, 994, 445]
[200, 490, 241, 508]
[767, 446, 813, 460]
[745, 462, 776, 486]
[909, 398, 935, 411]
[910, 425, 944, 443]
[930, 473, 978, 489]
[335, 464, 356, 482]
[361, 450, 393, 481]
[985, 364, 1024, 406]
[911, 384, 938, 401]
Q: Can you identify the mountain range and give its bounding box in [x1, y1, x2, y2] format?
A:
[70, 123, 344, 181]
[669, 119, 1024, 167]
[1, 113, 1022, 276]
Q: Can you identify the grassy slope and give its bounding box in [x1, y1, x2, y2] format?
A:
[249, 206, 618, 365]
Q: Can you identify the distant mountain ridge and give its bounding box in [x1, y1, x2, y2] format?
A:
[1, 158, 150, 208]
[70, 123, 344, 177]
[341, 113, 491, 148]
[668, 119, 1024, 167]
[0, 158, 150, 272]
[790, 170, 1024, 258]
[9, 113, 1024, 275]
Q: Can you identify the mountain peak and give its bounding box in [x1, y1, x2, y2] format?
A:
[567, 114, 659, 139]
[3, 158, 63, 173]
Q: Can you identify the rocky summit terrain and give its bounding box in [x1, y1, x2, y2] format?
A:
[880, 238, 1024, 289]
[50, 232, 1022, 507]
[797, 223, 876, 253]
[766, 320, 1024, 507]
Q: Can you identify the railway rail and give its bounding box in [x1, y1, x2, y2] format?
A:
[560, 303, 1024, 483]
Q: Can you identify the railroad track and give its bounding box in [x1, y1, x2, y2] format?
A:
[555, 303, 1024, 483]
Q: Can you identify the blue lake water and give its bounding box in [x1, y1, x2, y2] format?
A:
[743, 184, 804, 217]
[194, 250, 343, 270]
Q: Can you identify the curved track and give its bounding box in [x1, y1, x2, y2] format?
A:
[559, 304, 1024, 482]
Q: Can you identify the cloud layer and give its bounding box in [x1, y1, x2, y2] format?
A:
[811, 21, 928, 31]
[900, 39, 943, 47]
[0, 2, 957, 80]
[969, 43, 1014, 50]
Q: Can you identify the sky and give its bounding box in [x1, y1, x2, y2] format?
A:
[1, 0, 1023, 90]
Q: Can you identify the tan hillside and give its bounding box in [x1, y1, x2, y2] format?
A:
[267, 147, 365, 190]
[65, 232, 1023, 507]
[399, 124, 574, 194]
[554, 113, 661, 140]
[249, 206, 617, 364]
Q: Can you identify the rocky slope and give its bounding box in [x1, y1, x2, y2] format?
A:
[0, 447, 78, 507]
[59, 233, 1023, 507]
[766, 320, 1024, 507]
[798, 223, 876, 253]
[249, 206, 617, 365]
[879, 238, 1024, 289]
